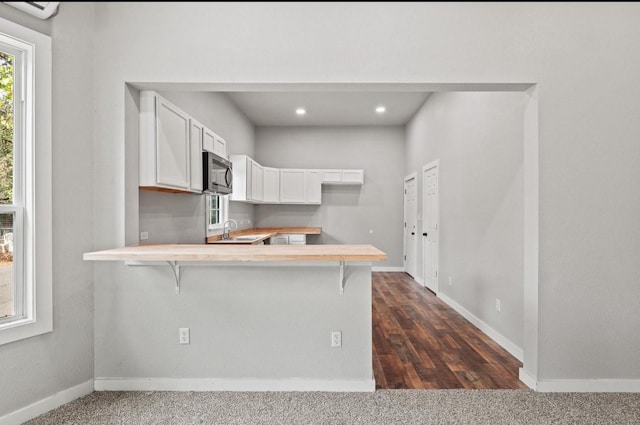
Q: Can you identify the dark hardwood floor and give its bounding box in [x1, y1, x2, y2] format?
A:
[372, 272, 526, 389]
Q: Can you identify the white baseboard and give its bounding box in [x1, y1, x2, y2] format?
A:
[536, 379, 640, 392]
[372, 267, 405, 272]
[519, 368, 537, 390]
[0, 379, 94, 425]
[437, 292, 524, 362]
[94, 378, 375, 392]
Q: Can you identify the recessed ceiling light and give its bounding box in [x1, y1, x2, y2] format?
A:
[296, 108, 306, 116]
[375, 106, 386, 114]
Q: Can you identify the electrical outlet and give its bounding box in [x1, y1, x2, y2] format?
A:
[448, 276, 452, 286]
[331, 331, 342, 347]
[140, 232, 149, 240]
[495, 299, 501, 313]
[179, 328, 190, 344]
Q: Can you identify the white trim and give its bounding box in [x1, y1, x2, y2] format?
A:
[438, 292, 523, 362]
[537, 379, 640, 393]
[403, 172, 418, 279]
[372, 266, 404, 272]
[5, 2, 60, 20]
[0, 17, 53, 345]
[206, 194, 229, 235]
[518, 367, 537, 390]
[523, 84, 539, 379]
[94, 378, 375, 392]
[0, 380, 93, 425]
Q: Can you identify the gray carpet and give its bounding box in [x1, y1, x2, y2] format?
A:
[24, 390, 640, 424]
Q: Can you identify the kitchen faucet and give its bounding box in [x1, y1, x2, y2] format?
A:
[222, 219, 238, 240]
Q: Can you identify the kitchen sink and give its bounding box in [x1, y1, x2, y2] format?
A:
[229, 233, 270, 241]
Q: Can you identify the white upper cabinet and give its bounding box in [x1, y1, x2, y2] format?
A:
[321, 169, 364, 185]
[230, 154, 263, 203]
[250, 160, 263, 202]
[280, 169, 321, 205]
[203, 127, 227, 159]
[306, 169, 321, 204]
[341, 169, 364, 184]
[263, 167, 280, 203]
[189, 119, 204, 192]
[140, 91, 195, 193]
[321, 169, 342, 184]
[229, 154, 250, 202]
[279, 169, 307, 204]
[229, 157, 361, 205]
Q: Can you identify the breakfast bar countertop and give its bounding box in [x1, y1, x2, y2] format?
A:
[83, 243, 387, 263]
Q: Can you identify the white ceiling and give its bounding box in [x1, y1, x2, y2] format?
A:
[224, 91, 431, 126]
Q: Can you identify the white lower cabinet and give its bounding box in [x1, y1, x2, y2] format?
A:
[287, 234, 307, 245]
[270, 235, 289, 245]
[269, 234, 306, 245]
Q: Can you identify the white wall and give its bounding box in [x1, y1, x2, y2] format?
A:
[406, 92, 525, 348]
[0, 2, 95, 417]
[95, 263, 373, 387]
[91, 2, 640, 385]
[254, 126, 405, 267]
[134, 91, 256, 245]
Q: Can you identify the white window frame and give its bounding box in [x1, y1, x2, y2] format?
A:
[206, 194, 229, 236]
[0, 18, 52, 345]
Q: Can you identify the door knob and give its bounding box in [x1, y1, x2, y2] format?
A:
[422, 232, 428, 236]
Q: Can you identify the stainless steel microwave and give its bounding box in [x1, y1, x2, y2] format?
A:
[203, 152, 232, 195]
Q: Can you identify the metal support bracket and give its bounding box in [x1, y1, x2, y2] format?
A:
[339, 260, 346, 295]
[167, 261, 181, 294]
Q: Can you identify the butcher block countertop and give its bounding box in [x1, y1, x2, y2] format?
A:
[83, 244, 387, 262]
[207, 227, 322, 244]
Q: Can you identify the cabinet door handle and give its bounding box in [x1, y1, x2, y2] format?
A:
[411, 232, 415, 235]
[422, 232, 428, 237]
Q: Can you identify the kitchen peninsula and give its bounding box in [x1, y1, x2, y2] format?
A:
[84, 243, 386, 392]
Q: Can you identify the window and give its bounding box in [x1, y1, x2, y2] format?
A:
[207, 194, 228, 233]
[0, 45, 19, 321]
[0, 18, 52, 345]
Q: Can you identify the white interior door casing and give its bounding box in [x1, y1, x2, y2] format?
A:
[404, 173, 418, 278]
[422, 160, 439, 293]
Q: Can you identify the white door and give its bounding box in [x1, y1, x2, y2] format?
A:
[403, 174, 418, 279]
[422, 161, 439, 293]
